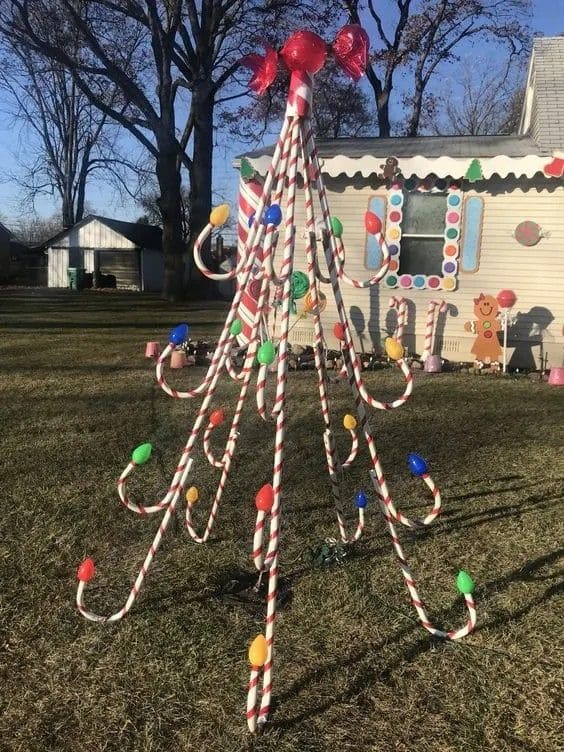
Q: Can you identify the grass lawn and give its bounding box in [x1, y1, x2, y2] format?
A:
[1, 289, 563, 752]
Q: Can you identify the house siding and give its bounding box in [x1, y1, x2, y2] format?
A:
[281, 175, 564, 370]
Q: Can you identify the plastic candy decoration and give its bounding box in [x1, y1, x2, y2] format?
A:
[496, 289, 517, 309]
[169, 323, 189, 346]
[281, 30, 327, 74]
[186, 486, 199, 505]
[514, 220, 543, 247]
[230, 319, 243, 336]
[132, 443, 152, 465]
[248, 634, 268, 666]
[332, 24, 370, 81]
[331, 216, 343, 238]
[255, 484, 274, 512]
[257, 340, 275, 365]
[264, 204, 283, 226]
[465, 159, 483, 182]
[333, 322, 346, 341]
[355, 491, 368, 509]
[210, 204, 230, 227]
[364, 211, 382, 235]
[408, 453, 429, 477]
[209, 409, 225, 427]
[240, 46, 278, 95]
[77, 558, 96, 582]
[76, 26, 477, 736]
[385, 337, 404, 361]
[303, 289, 326, 314]
[456, 570, 475, 595]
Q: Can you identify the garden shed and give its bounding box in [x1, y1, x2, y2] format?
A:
[236, 36, 564, 370]
[46, 214, 163, 292]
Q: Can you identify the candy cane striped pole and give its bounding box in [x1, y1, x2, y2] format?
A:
[421, 299, 447, 361]
[389, 296, 407, 345]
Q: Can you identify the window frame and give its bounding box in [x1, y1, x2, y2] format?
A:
[380, 182, 462, 292]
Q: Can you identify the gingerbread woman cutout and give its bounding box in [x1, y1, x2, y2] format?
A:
[379, 156, 400, 181]
[465, 293, 502, 365]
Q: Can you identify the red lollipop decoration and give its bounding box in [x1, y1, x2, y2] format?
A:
[281, 30, 327, 74]
[255, 483, 275, 512]
[496, 289, 517, 309]
[209, 409, 225, 427]
[365, 211, 382, 235]
[77, 558, 96, 583]
[332, 25, 370, 81]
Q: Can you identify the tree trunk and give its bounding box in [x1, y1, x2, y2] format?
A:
[406, 75, 425, 137]
[377, 90, 391, 138]
[187, 81, 215, 298]
[156, 144, 185, 301]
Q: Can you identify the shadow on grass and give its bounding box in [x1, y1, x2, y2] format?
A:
[270, 546, 564, 731]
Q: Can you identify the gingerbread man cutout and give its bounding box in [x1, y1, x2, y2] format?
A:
[380, 156, 400, 181]
[464, 293, 502, 364]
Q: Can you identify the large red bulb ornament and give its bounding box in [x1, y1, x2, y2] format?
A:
[77, 558, 96, 583]
[281, 30, 327, 74]
[209, 409, 225, 427]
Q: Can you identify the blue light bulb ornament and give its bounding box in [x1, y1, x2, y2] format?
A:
[169, 323, 189, 346]
[355, 490, 368, 509]
[407, 452, 429, 477]
[264, 204, 283, 226]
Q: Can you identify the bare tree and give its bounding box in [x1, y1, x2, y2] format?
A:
[423, 63, 526, 135]
[0, 44, 139, 228]
[342, 0, 531, 137]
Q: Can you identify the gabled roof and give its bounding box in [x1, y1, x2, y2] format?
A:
[43, 214, 162, 250]
[519, 36, 564, 151]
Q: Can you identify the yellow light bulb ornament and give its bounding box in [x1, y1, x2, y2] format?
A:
[343, 414, 357, 430]
[186, 486, 199, 505]
[248, 634, 268, 667]
[209, 204, 230, 227]
[385, 337, 404, 361]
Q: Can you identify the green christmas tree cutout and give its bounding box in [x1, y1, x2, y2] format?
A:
[240, 156, 257, 181]
[465, 158, 483, 182]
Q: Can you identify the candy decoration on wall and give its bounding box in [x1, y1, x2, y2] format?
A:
[513, 221, 545, 247]
[465, 159, 483, 182]
[74, 25, 477, 735]
[543, 152, 564, 178]
[464, 293, 502, 366]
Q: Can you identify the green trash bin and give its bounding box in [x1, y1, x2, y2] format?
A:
[67, 267, 85, 290]
[67, 267, 78, 290]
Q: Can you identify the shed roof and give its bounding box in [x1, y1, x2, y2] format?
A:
[43, 214, 162, 250]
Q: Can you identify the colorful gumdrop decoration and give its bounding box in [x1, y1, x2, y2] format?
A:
[74, 23, 477, 735]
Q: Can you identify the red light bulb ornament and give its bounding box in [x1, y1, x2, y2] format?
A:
[281, 30, 327, 74]
[255, 483, 274, 513]
[364, 211, 382, 235]
[333, 322, 346, 341]
[77, 558, 96, 583]
[209, 409, 225, 427]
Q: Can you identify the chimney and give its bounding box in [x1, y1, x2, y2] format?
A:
[519, 37, 564, 153]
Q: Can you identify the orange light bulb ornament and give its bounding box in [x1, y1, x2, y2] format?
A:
[385, 337, 404, 361]
[248, 634, 268, 667]
[209, 409, 225, 427]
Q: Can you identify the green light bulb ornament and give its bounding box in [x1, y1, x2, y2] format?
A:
[331, 216, 343, 238]
[230, 319, 243, 336]
[257, 340, 276, 366]
[132, 443, 153, 465]
[456, 570, 475, 595]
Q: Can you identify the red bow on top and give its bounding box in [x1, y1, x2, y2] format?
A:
[241, 25, 370, 96]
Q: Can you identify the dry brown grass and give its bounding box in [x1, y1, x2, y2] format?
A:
[0, 289, 563, 752]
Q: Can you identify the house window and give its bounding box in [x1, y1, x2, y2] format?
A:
[380, 183, 462, 291]
[398, 193, 446, 277]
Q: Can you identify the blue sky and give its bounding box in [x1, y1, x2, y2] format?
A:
[0, 0, 561, 227]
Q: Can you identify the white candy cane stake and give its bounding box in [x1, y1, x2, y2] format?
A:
[421, 299, 447, 361]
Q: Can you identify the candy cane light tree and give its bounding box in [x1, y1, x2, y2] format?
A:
[76, 25, 477, 733]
